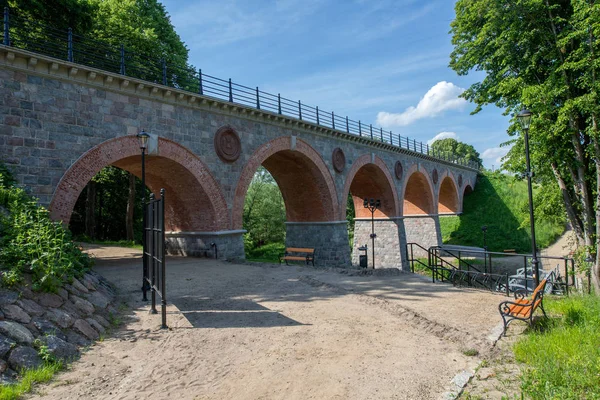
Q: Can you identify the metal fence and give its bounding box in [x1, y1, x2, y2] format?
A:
[1, 7, 480, 170]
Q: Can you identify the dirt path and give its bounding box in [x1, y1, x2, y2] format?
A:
[25, 246, 507, 400]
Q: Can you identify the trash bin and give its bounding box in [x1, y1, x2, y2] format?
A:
[358, 244, 368, 268]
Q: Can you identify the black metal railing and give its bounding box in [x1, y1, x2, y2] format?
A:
[406, 243, 576, 296]
[1, 7, 480, 170]
[144, 189, 167, 329]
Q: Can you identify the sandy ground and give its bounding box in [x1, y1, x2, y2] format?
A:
[28, 246, 507, 400]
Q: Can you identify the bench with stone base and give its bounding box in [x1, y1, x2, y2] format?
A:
[279, 247, 315, 266]
[498, 278, 548, 335]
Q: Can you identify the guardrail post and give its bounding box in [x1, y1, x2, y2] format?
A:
[120, 44, 125, 75]
[316, 106, 319, 124]
[198, 69, 203, 95]
[228, 78, 233, 102]
[420, 142, 423, 153]
[298, 100, 302, 120]
[346, 116, 349, 133]
[278, 93, 281, 114]
[564, 258, 569, 295]
[413, 138, 417, 151]
[3, 7, 9, 46]
[162, 59, 167, 85]
[256, 87, 260, 109]
[390, 131, 393, 145]
[332, 112, 335, 129]
[67, 28, 73, 62]
[426, 144, 430, 155]
[380, 127, 383, 141]
[370, 124, 373, 140]
[359, 121, 362, 136]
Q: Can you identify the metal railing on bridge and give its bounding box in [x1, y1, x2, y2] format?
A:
[1, 7, 480, 170]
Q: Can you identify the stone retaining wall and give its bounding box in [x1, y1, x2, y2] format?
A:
[0, 272, 116, 383]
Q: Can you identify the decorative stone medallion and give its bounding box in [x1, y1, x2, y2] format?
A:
[432, 169, 438, 185]
[394, 161, 403, 180]
[458, 174, 463, 188]
[332, 148, 345, 173]
[214, 126, 241, 162]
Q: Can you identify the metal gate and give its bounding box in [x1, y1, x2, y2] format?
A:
[143, 189, 167, 329]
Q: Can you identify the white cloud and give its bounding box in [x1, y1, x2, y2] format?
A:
[375, 81, 467, 127]
[481, 147, 510, 164]
[427, 131, 459, 145]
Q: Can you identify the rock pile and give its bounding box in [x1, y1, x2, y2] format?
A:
[0, 271, 116, 383]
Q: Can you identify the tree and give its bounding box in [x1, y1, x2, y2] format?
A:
[450, 0, 600, 290]
[430, 138, 482, 165]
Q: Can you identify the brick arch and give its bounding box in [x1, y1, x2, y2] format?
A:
[437, 171, 460, 214]
[49, 136, 228, 231]
[340, 154, 399, 219]
[460, 181, 474, 212]
[231, 136, 339, 229]
[401, 164, 435, 215]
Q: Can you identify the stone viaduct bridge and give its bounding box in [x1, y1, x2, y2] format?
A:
[0, 45, 478, 269]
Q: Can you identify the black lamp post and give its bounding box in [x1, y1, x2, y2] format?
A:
[363, 198, 380, 269]
[137, 130, 150, 301]
[517, 109, 540, 287]
[481, 225, 488, 272]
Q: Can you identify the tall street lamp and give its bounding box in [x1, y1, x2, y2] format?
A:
[363, 198, 380, 269]
[137, 129, 150, 301]
[517, 109, 540, 287]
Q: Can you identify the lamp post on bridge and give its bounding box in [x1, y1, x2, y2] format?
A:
[137, 130, 150, 301]
[516, 109, 540, 288]
[363, 198, 380, 269]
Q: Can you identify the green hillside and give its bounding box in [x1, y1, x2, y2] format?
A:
[439, 172, 565, 253]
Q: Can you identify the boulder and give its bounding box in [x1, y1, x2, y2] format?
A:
[86, 291, 110, 310]
[83, 273, 100, 288]
[17, 299, 45, 317]
[31, 318, 67, 341]
[0, 321, 34, 345]
[60, 300, 83, 319]
[70, 296, 95, 316]
[64, 284, 83, 297]
[1, 305, 31, 324]
[35, 293, 63, 308]
[43, 336, 78, 361]
[8, 346, 42, 370]
[73, 319, 99, 340]
[94, 315, 111, 329]
[71, 278, 89, 294]
[0, 335, 16, 358]
[57, 288, 69, 301]
[65, 330, 90, 347]
[0, 359, 7, 373]
[45, 308, 74, 329]
[86, 318, 105, 334]
[0, 290, 18, 306]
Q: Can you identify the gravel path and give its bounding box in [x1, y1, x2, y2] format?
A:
[28, 246, 505, 400]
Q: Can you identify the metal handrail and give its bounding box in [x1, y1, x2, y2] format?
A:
[0, 7, 481, 170]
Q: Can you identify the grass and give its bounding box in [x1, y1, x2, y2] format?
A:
[245, 242, 285, 263]
[513, 295, 600, 399]
[76, 238, 142, 250]
[0, 362, 63, 400]
[439, 172, 565, 253]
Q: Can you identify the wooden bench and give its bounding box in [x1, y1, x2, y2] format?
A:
[498, 279, 548, 335]
[279, 247, 315, 266]
[503, 249, 516, 254]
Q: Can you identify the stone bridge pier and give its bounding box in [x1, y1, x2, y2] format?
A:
[0, 46, 478, 269]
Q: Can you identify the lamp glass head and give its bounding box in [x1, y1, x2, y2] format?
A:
[363, 198, 368, 208]
[137, 130, 150, 149]
[517, 109, 532, 130]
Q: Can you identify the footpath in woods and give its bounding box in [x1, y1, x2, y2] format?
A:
[27, 245, 506, 400]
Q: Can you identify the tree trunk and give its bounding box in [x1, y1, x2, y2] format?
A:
[551, 162, 585, 246]
[85, 181, 96, 239]
[126, 173, 135, 241]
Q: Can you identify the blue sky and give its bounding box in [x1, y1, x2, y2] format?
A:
[160, 0, 511, 170]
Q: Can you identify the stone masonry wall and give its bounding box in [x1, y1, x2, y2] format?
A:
[403, 216, 442, 257]
[352, 219, 407, 270]
[165, 231, 245, 260]
[285, 222, 351, 268]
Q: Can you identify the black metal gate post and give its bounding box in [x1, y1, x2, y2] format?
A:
[144, 189, 167, 329]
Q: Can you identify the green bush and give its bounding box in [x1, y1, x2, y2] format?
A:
[0, 167, 92, 292]
[513, 295, 600, 399]
[246, 242, 285, 262]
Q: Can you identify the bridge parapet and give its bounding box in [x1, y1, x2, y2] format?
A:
[1, 8, 479, 171]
